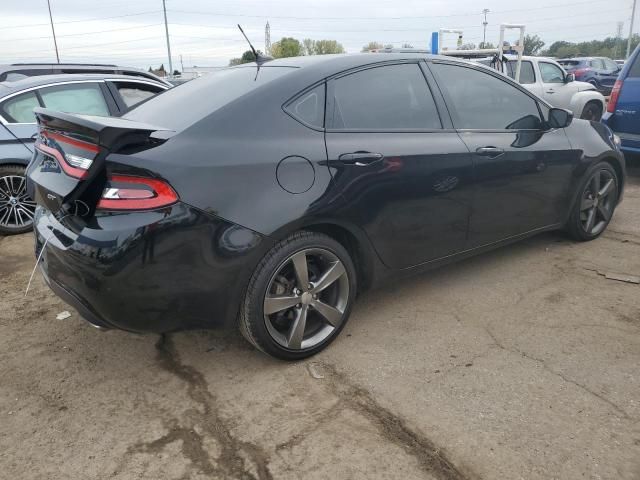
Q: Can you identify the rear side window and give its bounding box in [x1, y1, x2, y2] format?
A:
[329, 63, 441, 130]
[125, 66, 294, 131]
[0, 91, 40, 123]
[113, 81, 163, 108]
[507, 60, 535, 84]
[285, 84, 325, 128]
[39, 83, 110, 117]
[589, 59, 605, 69]
[628, 55, 640, 78]
[559, 60, 580, 68]
[432, 63, 542, 130]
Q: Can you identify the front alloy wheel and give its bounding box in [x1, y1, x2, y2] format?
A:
[0, 166, 36, 235]
[240, 231, 356, 360]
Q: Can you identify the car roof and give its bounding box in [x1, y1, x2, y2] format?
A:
[0, 73, 167, 98]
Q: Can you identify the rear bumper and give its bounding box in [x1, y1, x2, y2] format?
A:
[34, 203, 269, 333]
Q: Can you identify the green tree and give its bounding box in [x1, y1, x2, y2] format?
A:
[302, 39, 345, 55]
[521, 34, 545, 55]
[479, 41, 495, 49]
[270, 37, 303, 58]
[361, 41, 384, 52]
[228, 50, 260, 66]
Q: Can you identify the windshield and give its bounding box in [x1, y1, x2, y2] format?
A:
[124, 66, 295, 131]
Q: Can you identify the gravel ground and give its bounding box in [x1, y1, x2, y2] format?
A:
[1, 169, 639, 480]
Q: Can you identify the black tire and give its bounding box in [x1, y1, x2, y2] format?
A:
[0, 165, 35, 235]
[580, 101, 603, 121]
[240, 231, 357, 360]
[566, 161, 619, 241]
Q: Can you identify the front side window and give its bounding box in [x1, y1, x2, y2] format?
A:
[329, 63, 441, 130]
[603, 59, 619, 71]
[432, 63, 542, 130]
[285, 84, 325, 128]
[539, 62, 565, 84]
[507, 60, 535, 84]
[0, 91, 40, 123]
[39, 83, 110, 117]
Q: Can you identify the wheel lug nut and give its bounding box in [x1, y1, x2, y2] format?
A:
[308, 283, 313, 290]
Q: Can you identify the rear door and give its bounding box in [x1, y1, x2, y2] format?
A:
[429, 61, 578, 246]
[325, 61, 474, 269]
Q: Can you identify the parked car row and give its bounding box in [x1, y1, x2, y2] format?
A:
[557, 57, 620, 95]
[0, 64, 169, 234]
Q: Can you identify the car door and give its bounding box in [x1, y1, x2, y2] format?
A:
[0, 90, 41, 152]
[429, 61, 579, 247]
[324, 61, 474, 269]
[538, 61, 574, 108]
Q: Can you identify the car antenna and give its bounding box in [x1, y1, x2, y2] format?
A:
[237, 24, 272, 65]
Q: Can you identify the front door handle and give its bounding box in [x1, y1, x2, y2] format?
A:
[475, 146, 505, 158]
[337, 152, 384, 166]
[546, 89, 555, 94]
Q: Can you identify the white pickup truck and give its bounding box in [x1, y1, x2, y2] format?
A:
[478, 55, 606, 121]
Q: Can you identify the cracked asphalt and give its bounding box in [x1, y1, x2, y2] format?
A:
[1, 169, 639, 480]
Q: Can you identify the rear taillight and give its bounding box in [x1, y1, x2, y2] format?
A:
[97, 175, 178, 211]
[36, 131, 100, 179]
[573, 67, 589, 77]
[607, 79, 623, 113]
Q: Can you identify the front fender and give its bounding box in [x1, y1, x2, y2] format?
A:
[569, 91, 606, 117]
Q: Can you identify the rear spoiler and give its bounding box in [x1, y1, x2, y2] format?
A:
[34, 107, 175, 152]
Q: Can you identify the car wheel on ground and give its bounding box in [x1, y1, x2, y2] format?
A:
[240, 231, 356, 360]
[0, 165, 36, 235]
[567, 161, 619, 241]
[580, 101, 603, 121]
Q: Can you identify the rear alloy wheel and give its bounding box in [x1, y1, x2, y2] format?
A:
[240, 231, 356, 360]
[567, 162, 618, 241]
[0, 165, 36, 235]
[580, 101, 603, 121]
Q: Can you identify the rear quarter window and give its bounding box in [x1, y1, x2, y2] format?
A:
[627, 55, 640, 78]
[124, 66, 295, 131]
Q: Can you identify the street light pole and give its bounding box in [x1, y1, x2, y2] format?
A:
[162, 0, 173, 77]
[47, 0, 60, 63]
[482, 9, 490, 48]
[627, 0, 638, 59]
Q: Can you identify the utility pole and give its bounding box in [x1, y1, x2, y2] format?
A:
[47, 0, 60, 63]
[627, 0, 637, 59]
[616, 21, 624, 58]
[180, 54, 184, 73]
[482, 9, 490, 48]
[162, 0, 173, 77]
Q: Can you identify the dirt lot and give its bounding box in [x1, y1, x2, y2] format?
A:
[1, 171, 639, 480]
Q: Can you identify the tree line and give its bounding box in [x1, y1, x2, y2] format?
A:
[229, 33, 640, 66]
[229, 38, 345, 65]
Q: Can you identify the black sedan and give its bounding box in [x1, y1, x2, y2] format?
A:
[27, 53, 625, 360]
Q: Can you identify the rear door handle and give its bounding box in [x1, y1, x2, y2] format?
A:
[337, 152, 384, 166]
[475, 146, 505, 158]
[546, 89, 555, 94]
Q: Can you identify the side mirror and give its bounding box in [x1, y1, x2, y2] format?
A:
[548, 108, 573, 129]
[564, 73, 575, 83]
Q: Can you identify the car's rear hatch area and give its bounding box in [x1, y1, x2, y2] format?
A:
[27, 107, 174, 221]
